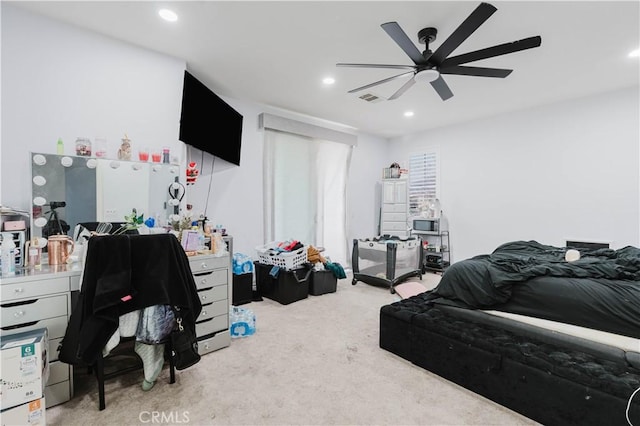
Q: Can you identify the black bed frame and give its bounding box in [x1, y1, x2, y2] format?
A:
[380, 300, 640, 426]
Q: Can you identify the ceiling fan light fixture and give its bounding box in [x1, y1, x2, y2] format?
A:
[414, 69, 440, 83]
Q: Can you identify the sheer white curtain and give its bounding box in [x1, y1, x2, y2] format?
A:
[264, 129, 352, 264]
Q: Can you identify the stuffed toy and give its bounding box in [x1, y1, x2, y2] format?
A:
[186, 162, 199, 185]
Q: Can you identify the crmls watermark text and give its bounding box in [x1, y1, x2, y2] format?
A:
[139, 411, 190, 424]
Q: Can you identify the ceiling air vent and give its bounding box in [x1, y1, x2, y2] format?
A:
[358, 92, 383, 103]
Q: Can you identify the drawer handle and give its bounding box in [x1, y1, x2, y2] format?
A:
[14, 310, 26, 318]
[200, 278, 208, 285]
[13, 288, 24, 293]
[201, 311, 207, 316]
[201, 295, 207, 300]
[200, 263, 208, 269]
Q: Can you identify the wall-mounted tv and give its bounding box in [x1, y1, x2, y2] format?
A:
[179, 70, 243, 166]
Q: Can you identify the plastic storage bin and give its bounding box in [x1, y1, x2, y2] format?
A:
[232, 273, 253, 305]
[254, 262, 311, 305]
[309, 269, 337, 296]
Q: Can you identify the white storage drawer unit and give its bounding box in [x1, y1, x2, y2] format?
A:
[187, 253, 231, 355]
[380, 178, 410, 237]
[0, 267, 79, 408]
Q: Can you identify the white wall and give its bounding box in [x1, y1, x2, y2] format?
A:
[183, 99, 389, 258]
[1, 5, 389, 258]
[390, 87, 640, 261]
[1, 4, 186, 209]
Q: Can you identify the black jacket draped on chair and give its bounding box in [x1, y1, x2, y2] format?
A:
[59, 233, 202, 366]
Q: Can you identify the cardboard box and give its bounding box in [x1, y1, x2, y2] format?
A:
[0, 397, 46, 425]
[0, 329, 49, 411]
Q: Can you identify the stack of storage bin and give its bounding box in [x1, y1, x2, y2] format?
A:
[254, 242, 311, 305]
[232, 253, 254, 306]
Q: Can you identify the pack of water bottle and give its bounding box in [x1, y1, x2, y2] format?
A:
[232, 252, 254, 275]
[230, 306, 256, 338]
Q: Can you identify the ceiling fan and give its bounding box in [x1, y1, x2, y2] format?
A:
[337, 2, 541, 101]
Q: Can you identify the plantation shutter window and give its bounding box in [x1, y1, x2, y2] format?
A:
[408, 152, 439, 214]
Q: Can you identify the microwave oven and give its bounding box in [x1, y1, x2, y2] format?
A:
[412, 218, 439, 234]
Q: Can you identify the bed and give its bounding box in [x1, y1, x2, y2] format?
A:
[379, 240, 640, 426]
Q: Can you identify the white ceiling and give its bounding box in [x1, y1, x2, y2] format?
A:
[11, 1, 640, 139]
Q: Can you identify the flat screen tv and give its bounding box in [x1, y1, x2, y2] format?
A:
[179, 70, 243, 166]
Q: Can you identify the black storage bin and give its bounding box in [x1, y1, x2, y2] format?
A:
[232, 272, 253, 305]
[309, 269, 337, 295]
[254, 262, 311, 305]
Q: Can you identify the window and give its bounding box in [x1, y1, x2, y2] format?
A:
[408, 152, 439, 214]
[263, 129, 353, 265]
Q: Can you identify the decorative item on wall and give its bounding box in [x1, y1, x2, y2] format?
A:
[186, 162, 199, 185]
[118, 134, 132, 161]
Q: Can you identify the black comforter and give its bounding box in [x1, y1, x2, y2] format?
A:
[427, 241, 640, 338]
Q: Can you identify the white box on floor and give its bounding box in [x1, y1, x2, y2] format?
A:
[0, 397, 46, 425]
[0, 329, 49, 411]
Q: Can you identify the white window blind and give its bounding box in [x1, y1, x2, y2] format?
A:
[408, 152, 438, 214]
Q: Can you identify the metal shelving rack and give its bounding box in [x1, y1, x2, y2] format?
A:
[420, 230, 450, 273]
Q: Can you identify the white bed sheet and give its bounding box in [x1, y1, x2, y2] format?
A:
[483, 310, 640, 353]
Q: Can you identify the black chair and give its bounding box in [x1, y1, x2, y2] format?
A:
[92, 336, 176, 410]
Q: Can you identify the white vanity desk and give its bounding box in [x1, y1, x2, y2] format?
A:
[0, 264, 82, 407]
[0, 251, 232, 408]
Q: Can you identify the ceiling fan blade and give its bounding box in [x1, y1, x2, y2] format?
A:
[429, 2, 497, 65]
[430, 76, 454, 101]
[441, 36, 542, 67]
[381, 22, 428, 65]
[337, 63, 416, 70]
[439, 65, 512, 78]
[388, 77, 416, 100]
[347, 71, 415, 93]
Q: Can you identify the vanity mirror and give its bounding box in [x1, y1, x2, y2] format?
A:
[30, 152, 181, 239]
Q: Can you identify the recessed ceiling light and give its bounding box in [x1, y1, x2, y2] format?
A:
[629, 48, 640, 58]
[159, 9, 178, 22]
[404, 111, 414, 117]
[322, 77, 335, 85]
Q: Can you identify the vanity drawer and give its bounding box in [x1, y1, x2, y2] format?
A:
[197, 300, 227, 322]
[45, 381, 71, 408]
[193, 269, 227, 290]
[197, 330, 230, 355]
[197, 286, 227, 304]
[47, 360, 70, 386]
[195, 315, 227, 337]
[1, 277, 69, 302]
[0, 315, 68, 340]
[189, 256, 228, 273]
[1, 295, 68, 328]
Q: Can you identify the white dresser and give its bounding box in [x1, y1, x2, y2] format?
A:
[187, 253, 231, 354]
[0, 265, 82, 408]
[380, 178, 410, 237]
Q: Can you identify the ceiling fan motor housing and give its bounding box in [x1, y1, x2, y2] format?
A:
[418, 27, 437, 45]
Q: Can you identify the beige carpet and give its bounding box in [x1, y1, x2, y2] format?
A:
[47, 273, 538, 425]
